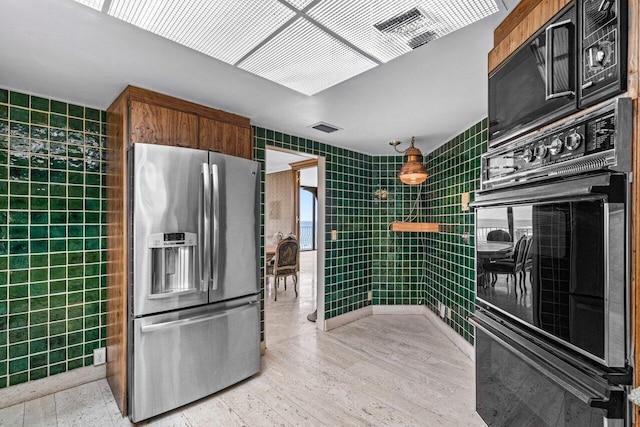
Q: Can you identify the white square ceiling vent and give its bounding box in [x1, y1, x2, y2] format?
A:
[69, 0, 498, 95]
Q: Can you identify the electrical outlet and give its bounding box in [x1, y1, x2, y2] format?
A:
[461, 233, 470, 244]
[331, 230, 338, 241]
[439, 302, 446, 318]
[367, 290, 372, 301]
[446, 307, 452, 319]
[93, 347, 106, 366]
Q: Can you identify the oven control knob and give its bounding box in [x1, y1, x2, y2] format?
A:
[549, 137, 563, 155]
[535, 144, 548, 159]
[522, 147, 535, 163]
[565, 133, 582, 151]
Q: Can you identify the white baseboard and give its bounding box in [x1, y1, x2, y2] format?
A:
[324, 306, 373, 331]
[0, 364, 106, 409]
[372, 305, 424, 315]
[422, 306, 474, 361]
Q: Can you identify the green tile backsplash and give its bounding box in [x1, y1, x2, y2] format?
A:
[423, 119, 488, 344]
[0, 88, 106, 388]
[371, 156, 426, 305]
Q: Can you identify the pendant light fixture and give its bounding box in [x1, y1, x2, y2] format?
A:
[389, 137, 428, 185]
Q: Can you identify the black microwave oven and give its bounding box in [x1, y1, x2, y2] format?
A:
[488, 0, 627, 147]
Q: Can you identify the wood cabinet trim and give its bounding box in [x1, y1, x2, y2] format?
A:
[493, 0, 544, 45]
[126, 86, 250, 128]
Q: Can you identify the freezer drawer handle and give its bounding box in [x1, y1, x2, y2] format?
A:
[140, 303, 254, 333]
[210, 164, 220, 291]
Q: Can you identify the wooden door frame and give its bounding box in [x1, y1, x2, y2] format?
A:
[290, 158, 318, 239]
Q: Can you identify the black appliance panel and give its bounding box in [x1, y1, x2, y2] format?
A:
[472, 311, 628, 427]
[489, 5, 577, 143]
[580, 0, 627, 106]
[488, 0, 627, 147]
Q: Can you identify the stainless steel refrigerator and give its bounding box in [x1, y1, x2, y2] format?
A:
[127, 143, 260, 422]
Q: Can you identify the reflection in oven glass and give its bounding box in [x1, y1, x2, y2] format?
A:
[476, 200, 606, 359]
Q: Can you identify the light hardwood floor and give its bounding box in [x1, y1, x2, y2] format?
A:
[0, 251, 483, 426]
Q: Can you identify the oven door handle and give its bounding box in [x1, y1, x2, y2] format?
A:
[545, 19, 575, 100]
[470, 173, 612, 207]
[472, 317, 595, 404]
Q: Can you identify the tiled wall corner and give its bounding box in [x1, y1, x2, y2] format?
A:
[423, 119, 487, 344]
[370, 155, 426, 305]
[253, 127, 373, 322]
[0, 88, 107, 388]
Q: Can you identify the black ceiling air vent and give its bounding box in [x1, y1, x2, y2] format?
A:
[374, 7, 423, 33]
[408, 31, 438, 49]
[310, 122, 341, 133]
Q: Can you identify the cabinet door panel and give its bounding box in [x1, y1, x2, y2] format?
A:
[198, 116, 223, 153]
[237, 127, 253, 159]
[198, 117, 252, 159]
[130, 101, 197, 148]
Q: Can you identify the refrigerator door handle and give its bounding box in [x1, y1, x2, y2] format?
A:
[199, 163, 211, 292]
[210, 164, 220, 291]
[140, 303, 253, 333]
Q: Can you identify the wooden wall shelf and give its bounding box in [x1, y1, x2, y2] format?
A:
[389, 222, 440, 232]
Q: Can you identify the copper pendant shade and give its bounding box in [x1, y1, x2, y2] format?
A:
[397, 137, 428, 185]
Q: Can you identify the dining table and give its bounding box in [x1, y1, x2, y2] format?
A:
[476, 241, 513, 287]
[476, 241, 513, 259]
[266, 244, 276, 260]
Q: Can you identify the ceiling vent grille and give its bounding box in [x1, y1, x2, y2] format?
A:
[310, 122, 341, 133]
[374, 7, 439, 49]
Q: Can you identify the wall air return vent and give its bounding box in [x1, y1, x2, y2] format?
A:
[310, 122, 342, 133]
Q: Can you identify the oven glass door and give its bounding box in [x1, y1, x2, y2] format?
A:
[488, 5, 577, 144]
[476, 198, 606, 360]
[473, 316, 624, 426]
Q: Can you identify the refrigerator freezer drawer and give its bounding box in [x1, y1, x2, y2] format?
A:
[130, 296, 260, 422]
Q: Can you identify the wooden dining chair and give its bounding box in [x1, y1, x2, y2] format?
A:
[266, 235, 299, 301]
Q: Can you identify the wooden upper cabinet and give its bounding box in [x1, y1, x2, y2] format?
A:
[488, 0, 572, 73]
[129, 100, 198, 148]
[198, 116, 253, 159]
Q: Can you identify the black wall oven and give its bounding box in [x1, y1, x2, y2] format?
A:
[489, 0, 627, 147]
[471, 98, 632, 426]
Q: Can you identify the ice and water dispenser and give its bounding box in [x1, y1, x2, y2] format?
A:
[148, 232, 197, 297]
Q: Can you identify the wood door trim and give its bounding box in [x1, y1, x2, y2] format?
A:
[289, 159, 317, 239]
[289, 159, 318, 170]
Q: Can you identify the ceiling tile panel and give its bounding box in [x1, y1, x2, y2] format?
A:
[107, 0, 296, 64]
[238, 18, 377, 95]
[307, 0, 498, 63]
[283, 0, 316, 10]
[73, 0, 104, 11]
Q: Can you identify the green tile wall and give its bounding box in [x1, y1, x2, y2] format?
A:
[423, 119, 488, 344]
[0, 85, 482, 389]
[0, 88, 106, 388]
[371, 156, 426, 305]
[253, 127, 373, 322]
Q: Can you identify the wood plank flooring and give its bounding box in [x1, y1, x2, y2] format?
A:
[0, 251, 483, 426]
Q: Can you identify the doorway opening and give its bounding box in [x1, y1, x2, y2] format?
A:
[264, 147, 325, 346]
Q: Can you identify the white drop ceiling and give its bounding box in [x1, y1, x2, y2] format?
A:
[0, 0, 521, 155]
